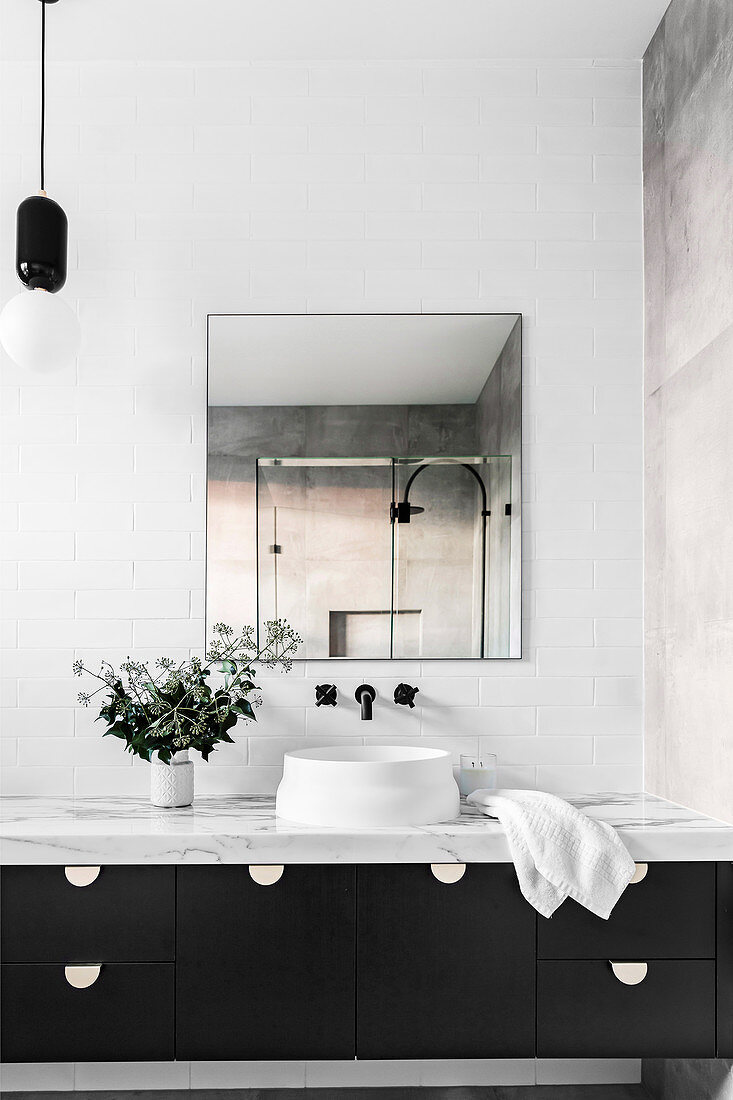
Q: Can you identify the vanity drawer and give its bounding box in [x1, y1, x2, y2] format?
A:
[538, 861, 715, 960]
[0, 962, 174, 1063]
[537, 959, 716, 1057]
[0, 866, 175, 962]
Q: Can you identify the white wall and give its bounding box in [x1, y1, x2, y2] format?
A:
[1, 57, 643, 799]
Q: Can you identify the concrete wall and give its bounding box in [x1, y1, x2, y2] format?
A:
[643, 0, 733, 825]
[643, 0, 733, 1092]
[208, 402, 486, 658]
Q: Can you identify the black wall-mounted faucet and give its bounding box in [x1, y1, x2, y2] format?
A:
[394, 683, 419, 708]
[355, 684, 376, 721]
[315, 684, 338, 707]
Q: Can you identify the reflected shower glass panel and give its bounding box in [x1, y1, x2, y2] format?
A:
[257, 458, 393, 659]
[392, 456, 512, 659]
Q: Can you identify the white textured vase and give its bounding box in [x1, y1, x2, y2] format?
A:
[150, 750, 194, 808]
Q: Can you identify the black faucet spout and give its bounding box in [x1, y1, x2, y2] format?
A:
[355, 684, 376, 721]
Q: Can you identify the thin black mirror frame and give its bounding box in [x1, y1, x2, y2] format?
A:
[205, 312, 523, 662]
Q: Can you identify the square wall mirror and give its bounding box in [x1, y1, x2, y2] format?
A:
[207, 313, 522, 659]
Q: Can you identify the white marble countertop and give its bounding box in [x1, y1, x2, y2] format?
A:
[2, 792, 733, 865]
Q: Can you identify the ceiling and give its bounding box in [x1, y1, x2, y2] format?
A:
[1, 0, 670, 62]
[209, 314, 518, 406]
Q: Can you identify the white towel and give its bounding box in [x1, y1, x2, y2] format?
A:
[466, 788, 635, 919]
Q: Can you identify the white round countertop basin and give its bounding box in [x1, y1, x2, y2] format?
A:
[275, 745, 460, 828]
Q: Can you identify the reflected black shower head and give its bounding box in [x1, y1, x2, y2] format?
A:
[390, 501, 425, 523]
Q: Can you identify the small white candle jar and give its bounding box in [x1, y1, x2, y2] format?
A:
[458, 753, 497, 797]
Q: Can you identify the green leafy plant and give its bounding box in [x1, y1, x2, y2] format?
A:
[74, 620, 302, 764]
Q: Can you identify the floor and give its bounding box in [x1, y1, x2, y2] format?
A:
[2, 1087, 652, 1100]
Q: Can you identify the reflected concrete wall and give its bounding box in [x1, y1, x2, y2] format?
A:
[476, 317, 521, 655]
[258, 462, 394, 658]
[643, 0, 733, 827]
[208, 385, 523, 655]
[208, 402, 483, 656]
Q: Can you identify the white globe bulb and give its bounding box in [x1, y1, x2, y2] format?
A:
[0, 288, 81, 374]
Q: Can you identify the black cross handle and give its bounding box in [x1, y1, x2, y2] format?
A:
[394, 683, 420, 708]
[315, 684, 338, 707]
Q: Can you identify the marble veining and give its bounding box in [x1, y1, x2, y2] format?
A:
[1, 792, 732, 866]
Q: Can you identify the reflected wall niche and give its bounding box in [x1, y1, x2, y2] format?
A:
[207, 314, 522, 660]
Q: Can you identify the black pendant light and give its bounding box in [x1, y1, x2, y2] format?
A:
[0, 0, 80, 373]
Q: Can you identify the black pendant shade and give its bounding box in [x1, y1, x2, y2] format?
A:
[0, 0, 81, 375]
[15, 1, 68, 295]
[16, 194, 68, 292]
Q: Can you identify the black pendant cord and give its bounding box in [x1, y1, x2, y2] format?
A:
[40, 0, 46, 192]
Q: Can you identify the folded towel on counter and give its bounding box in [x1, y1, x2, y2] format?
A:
[466, 788, 635, 919]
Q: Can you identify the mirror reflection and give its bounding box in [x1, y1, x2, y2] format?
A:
[207, 314, 522, 659]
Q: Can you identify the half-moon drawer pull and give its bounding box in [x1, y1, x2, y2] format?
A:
[610, 961, 647, 986]
[431, 863, 466, 884]
[65, 866, 101, 888]
[629, 863, 648, 884]
[65, 965, 102, 989]
[249, 865, 284, 886]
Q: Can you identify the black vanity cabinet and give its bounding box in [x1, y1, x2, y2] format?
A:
[176, 864, 356, 1061]
[1, 860, 730, 1063]
[357, 864, 535, 1058]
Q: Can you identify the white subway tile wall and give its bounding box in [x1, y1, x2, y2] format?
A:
[0, 59, 643, 797]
